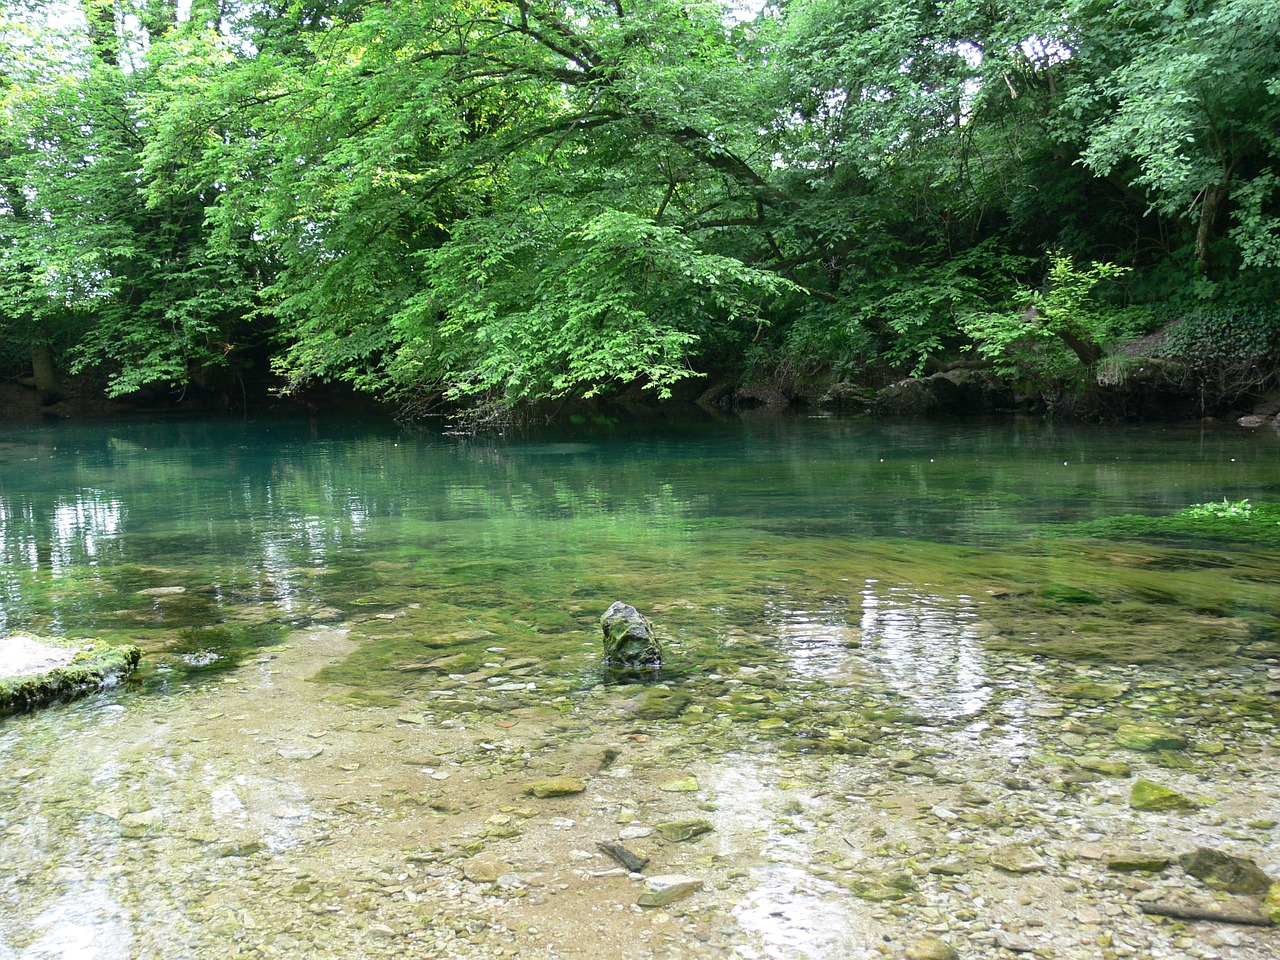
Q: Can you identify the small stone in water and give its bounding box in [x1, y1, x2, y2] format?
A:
[990, 843, 1048, 874]
[905, 937, 960, 960]
[1106, 852, 1171, 872]
[1074, 756, 1132, 778]
[637, 875, 702, 907]
[1130, 779, 1197, 812]
[278, 747, 323, 761]
[1114, 723, 1187, 752]
[526, 777, 586, 798]
[1057, 681, 1128, 700]
[654, 819, 714, 842]
[658, 776, 699, 793]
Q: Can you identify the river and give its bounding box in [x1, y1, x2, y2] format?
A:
[1, 413, 1278, 959]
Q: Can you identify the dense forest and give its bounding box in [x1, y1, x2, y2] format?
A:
[2, 0, 1279, 419]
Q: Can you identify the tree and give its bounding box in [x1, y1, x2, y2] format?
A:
[167, 0, 800, 407]
[1064, 0, 1280, 282]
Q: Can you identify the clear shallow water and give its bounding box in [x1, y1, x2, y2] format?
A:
[2, 413, 1280, 960]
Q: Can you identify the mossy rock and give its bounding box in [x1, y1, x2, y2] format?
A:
[600, 602, 662, 668]
[1178, 847, 1272, 894]
[0, 639, 141, 715]
[1130, 779, 1197, 812]
[1074, 756, 1132, 778]
[654, 818, 714, 842]
[1114, 722, 1187, 752]
[1106, 852, 1171, 873]
[1263, 882, 1280, 925]
[525, 776, 586, 799]
[635, 687, 691, 720]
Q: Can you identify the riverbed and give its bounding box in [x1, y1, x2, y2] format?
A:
[2, 414, 1279, 959]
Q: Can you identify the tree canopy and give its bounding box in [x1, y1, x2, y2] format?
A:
[3, 0, 1278, 414]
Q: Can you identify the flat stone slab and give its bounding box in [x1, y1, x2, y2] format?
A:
[0, 635, 77, 677]
[1, 636, 142, 715]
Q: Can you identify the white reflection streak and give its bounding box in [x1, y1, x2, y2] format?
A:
[859, 581, 990, 722]
[716, 766, 874, 960]
[15, 884, 133, 960]
[49, 494, 124, 574]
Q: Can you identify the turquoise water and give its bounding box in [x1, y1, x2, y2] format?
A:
[2, 413, 1280, 960]
[2, 415, 1277, 684]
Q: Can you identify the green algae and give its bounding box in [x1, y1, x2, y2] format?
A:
[1065, 500, 1280, 547]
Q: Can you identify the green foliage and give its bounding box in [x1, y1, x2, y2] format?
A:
[1, 0, 1278, 411]
[859, 243, 1030, 375]
[776, 300, 875, 380]
[393, 208, 795, 402]
[1153, 305, 1280, 404]
[1066, 0, 1280, 279]
[960, 252, 1150, 393]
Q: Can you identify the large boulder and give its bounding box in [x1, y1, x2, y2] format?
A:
[600, 602, 662, 669]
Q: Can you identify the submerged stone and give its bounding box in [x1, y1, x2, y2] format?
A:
[526, 776, 586, 798]
[906, 937, 960, 960]
[1057, 681, 1128, 700]
[1130, 779, 1197, 812]
[1106, 852, 1171, 872]
[1114, 723, 1187, 752]
[658, 776, 699, 793]
[1178, 847, 1272, 894]
[600, 602, 662, 669]
[1074, 756, 1132, 778]
[848, 875, 917, 900]
[461, 857, 509, 884]
[654, 818, 714, 842]
[635, 687, 690, 720]
[637, 874, 702, 907]
[990, 843, 1049, 874]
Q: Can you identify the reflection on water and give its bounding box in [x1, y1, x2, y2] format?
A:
[714, 763, 876, 960]
[12, 883, 132, 960]
[857, 583, 990, 722]
[732, 866, 873, 960]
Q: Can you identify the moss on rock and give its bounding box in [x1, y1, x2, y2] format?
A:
[0, 638, 141, 715]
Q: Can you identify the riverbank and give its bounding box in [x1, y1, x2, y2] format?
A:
[6, 370, 1280, 431]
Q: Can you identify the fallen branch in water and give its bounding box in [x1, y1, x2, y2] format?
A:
[597, 841, 649, 873]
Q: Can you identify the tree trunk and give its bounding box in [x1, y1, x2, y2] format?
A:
[30, 338, 65, 406]
[1195, 183, 1228, 279]
[82, 0, 121, 66]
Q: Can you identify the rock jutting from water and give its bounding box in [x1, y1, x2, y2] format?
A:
[600, 602, 662, 669]
[0, 636, 142, 715]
